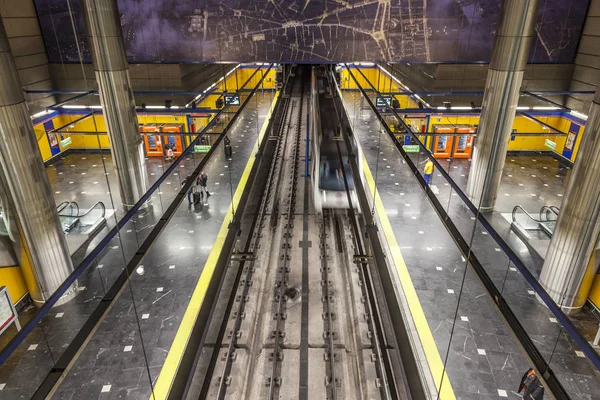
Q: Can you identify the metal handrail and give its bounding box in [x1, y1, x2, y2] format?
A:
[540, 205, 560, 222]
[512, 205, 541, 224]
[57, 201, 79, 216]
[75, 202, 106, 227]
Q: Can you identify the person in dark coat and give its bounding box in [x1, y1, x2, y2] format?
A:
[197, 170, 210, 198]
[518, 368, 544, 400]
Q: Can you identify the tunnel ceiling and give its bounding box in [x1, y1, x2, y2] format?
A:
[36, 0, 588, 64]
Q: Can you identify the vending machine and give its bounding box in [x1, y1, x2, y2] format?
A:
[161, 125, 184, 156]
[453, 126, 476, 159]
[141, 125, 163, 157]
[432, 125, 454, 158]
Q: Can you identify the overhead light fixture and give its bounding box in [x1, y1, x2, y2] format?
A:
[532, 106, 561, 110]
[437, 106, 446, 110]
[451, 106, 472, 110]
[569, 110, 588, 120]
[62, 105, 87, 109]
[31, 110, 50, 118]
[145, 105, 166, 109]
[90, 105, 102, 109]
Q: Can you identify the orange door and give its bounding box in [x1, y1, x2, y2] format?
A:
[161, 125, 183, 156]
[453, 127, 475, 159]
[433, 127, 454, 159]
[141, 126, 163, 157]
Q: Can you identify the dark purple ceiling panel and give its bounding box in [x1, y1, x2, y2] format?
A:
[34, 0, 590, 64]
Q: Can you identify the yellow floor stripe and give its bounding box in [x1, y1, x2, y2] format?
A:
[152, 92, 280, 399]
[362, 154, 456, 400]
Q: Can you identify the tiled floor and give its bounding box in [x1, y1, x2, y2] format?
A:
[344, 92, 600, 399]
[0, 92, 274, 399]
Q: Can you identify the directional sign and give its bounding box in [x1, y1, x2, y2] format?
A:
[545, 138, 557, 151]
[402, 144, 420, 153]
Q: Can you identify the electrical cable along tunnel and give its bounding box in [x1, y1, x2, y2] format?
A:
[168, 65, 427, 399]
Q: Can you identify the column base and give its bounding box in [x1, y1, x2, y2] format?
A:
[534, 293, 584, 315]
[123, 198, 152, 211]
[33, 282, 79, 308]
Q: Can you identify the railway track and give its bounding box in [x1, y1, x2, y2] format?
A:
[184, 65, 411, 400]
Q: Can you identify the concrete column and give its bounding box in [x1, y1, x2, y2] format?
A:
[82, 0, 149, 208]
[466, 0, 540, 210]
[539, 88, 600, 313]
[0, 19, 75, 306]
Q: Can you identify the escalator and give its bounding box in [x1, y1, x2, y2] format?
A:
[57, 201, 107, 235]
[512, 204, 559, 239]
[510, 204, 559, 258]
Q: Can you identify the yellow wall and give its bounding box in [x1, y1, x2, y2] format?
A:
[589, 275, 600, 310]
[0, 266, 27, 304]
[341, 66, 420, 109]
[35, 124, 53, 161]
[424, 114, 572, 153]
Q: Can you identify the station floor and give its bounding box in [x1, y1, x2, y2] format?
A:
[0, 92, 274, 399]
[344, 92, 600, 399]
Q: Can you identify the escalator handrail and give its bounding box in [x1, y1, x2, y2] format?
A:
[512, 205, 542, 225]
[77, 201, 106, 219]
[56, 201, 79, 216]
[540, 205, 560, 222]
[57, 202, 106, 224]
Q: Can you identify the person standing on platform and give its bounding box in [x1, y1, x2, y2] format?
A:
[423, 158, 434, 185]
[197, 170, 210, 199]
[183, 175, 194, 205]
[518, 368, 544, 400]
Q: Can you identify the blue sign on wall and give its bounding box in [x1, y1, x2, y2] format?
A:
[34, 0, 589, 64]
[562, 122, 581, 160]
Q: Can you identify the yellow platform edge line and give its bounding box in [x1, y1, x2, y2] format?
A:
[361, 154, 456, 400]
[152, 91, 280, 400]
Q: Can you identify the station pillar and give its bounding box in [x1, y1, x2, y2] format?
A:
[465, 0, 539, 211]
[82, 0, 149, 208]
[539, 88, 600, 314]
[0, 20, 75, 306]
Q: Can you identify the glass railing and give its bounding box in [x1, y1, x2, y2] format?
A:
[343, 63, 600, 400]
[0, 64, 276, 399]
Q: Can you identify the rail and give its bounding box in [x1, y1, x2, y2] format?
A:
[346, 63, 600, 398]
[540, 205, 560, 222]
[56, 201, 79, 216]
[0, 64, 271, 392]
[75, 201, 106, 222]
[512, 205, 542, 225]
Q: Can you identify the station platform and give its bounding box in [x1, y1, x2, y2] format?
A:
[343, 91, 600, 399]
[1, 88, 599, 400]
[0, 91, 275, 399]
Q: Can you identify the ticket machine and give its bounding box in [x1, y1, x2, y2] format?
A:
[432, 125, 454, 158]
[453, 126, 475, 159]
[141, 125, 163, 157]
[161, 125, 184, 156]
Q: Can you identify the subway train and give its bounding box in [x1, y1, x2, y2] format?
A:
[311, 65, 363, 213]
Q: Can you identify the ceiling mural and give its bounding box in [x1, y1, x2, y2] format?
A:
[34, 0, 589, 63]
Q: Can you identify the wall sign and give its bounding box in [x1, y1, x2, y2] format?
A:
[0, 286, 20, 335]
